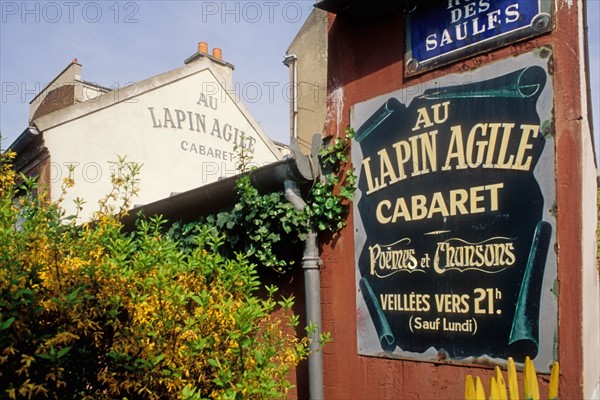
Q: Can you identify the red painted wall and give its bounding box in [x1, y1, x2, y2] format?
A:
[321, 2, 588, 398]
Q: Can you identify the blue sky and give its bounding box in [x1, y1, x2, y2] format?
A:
[1, 1, 599, 156]
[0, 0, 315, 147]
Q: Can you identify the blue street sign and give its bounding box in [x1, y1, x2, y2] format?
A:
[405, 0, 553, 76]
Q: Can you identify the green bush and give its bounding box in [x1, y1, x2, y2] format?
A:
[0, 152, 307, 399]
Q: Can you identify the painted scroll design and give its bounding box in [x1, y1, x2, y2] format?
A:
[359, 278, 396, 353]
[508, 220, 552, 361]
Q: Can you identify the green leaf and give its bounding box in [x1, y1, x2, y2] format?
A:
[152, 353, 165, 365]
[0, 317, 15, 331]
[56, 346, 72, 359]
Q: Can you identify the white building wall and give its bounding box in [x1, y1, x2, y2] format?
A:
[582, 120, 600, 398]
[577, 1, 600, 396]
[41, 67, 280, 221]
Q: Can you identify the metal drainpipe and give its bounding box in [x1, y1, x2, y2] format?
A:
[284, 180, 324, 400]
[283, 54, 298, 140]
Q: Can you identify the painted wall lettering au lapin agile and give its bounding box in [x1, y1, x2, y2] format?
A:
[147, 92, 257, 162]
[361, 101, 540, 224]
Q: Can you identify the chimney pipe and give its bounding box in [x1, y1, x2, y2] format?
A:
[198, 41, 208, 54]
[212, 48, 222, 60]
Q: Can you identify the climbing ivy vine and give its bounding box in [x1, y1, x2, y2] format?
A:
[309, 128, 357, 232]
[171, 128, 357, 272]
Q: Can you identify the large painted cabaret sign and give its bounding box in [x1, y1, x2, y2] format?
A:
[352, 50, 557, 371]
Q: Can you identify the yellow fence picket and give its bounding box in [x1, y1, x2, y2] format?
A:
[489, 377, 501, 399]
[507, 358, 520, 400]
[495, 366, 508, 400]
[548, 362, 560, 400]
[475, 376, 485, 400]
[524, 356, 540, 399]
[465, 375, 476, 400]
[463, 357, 559, 400]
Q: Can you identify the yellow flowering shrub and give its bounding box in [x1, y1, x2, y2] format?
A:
[0, 152, 307, 399]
